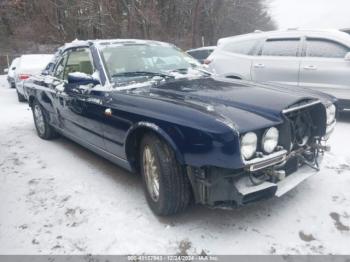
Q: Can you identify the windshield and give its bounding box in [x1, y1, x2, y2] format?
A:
[98, 43, 202, 82]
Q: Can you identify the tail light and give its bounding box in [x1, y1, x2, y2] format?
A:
[203, 58, 212, 65]
[19, 74, 30, 80]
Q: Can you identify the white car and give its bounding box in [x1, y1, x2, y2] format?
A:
[207, 29, 350, 111]
[4, 57, 20, 88]
[15, 54, 53, 102]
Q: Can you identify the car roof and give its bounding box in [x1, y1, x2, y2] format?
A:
[17, 54, 54, 71]
[218, 29, 350, 46]
[186, 46, 216, 52]
[19, 54, 53, 65]
[58, 39, 173, 52]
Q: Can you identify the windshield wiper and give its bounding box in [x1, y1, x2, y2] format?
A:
[111, 71, 174, 79]
[168, 67, 211, 76]
[168, 68, 188, 74]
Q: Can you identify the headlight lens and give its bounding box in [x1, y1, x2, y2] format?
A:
[262, 127, 279, 154]
[241, 132, 257, 160]
[326, 104, 336, 125]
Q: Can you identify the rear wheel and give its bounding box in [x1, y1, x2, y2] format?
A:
[140, 133, 191, 216]
[32, 99, 58, 140]
[16, 90, 26, 102]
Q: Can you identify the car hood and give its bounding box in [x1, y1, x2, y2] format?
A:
[112, 77, 331, 132]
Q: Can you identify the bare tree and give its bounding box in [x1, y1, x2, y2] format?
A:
[0, 0, 276, 53]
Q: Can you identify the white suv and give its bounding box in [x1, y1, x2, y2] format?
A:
[207, 29, 350, 111]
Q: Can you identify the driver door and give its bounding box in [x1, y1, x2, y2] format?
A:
[53, 47, 106, 149]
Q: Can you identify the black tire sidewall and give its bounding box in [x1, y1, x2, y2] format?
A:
[32, 100, 46, 138]
[32, 99, 57, 140]
[17, 90, 26, 102]
[140, 133, 191, 216]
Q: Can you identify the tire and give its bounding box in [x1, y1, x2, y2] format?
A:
[17, 90, 26, 102]
[140, 133, 191, 216]
[11, 83, 15, 89]
[31, 99, 58, 140]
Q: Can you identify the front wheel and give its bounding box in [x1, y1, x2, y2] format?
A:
[31, 99, 58, 140]
[140, 133, 191, 216]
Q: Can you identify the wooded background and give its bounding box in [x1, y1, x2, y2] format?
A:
[0, 0, 275, 55]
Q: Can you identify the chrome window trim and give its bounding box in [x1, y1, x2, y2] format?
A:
[94, 45, 111, 86]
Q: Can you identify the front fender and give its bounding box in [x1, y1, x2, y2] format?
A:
[124, 121, 185, 167]
[124, 120, 243, 170]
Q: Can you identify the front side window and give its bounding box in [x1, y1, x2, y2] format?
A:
[98, 43, 200, 81]
[306, 38, 349, 58]
[261, 38, 300, 57]
[223, 39, 259, 55]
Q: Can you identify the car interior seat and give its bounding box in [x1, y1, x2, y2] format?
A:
[79, 61, 93, 75]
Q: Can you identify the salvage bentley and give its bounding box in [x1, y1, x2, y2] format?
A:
[25, 39, 337, 216]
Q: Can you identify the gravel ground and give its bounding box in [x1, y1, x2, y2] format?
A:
[0, 75, 349, 255]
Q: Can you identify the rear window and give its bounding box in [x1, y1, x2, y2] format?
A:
[261, 38, 300, 57]
[187, 50, 212, 60]
[222, 39, 259, 55]
[306, 38, 349, 58]
[19, 55, 53, 71]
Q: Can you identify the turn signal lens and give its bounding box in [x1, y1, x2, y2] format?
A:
[262, 127, 279, 154]
[241, 132, 258, 160]
[19, 74, 30, 80]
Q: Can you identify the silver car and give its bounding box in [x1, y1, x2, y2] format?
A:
[207, 29, 350, 111]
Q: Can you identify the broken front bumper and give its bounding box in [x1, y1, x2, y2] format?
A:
[188, 154, 323, 208]
[234, 163, 319, 202]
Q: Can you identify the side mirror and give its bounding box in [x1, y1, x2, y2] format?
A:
[4, 68, 8, 73]
[67, 72, 100, 86]
[345, 52, 350, 61]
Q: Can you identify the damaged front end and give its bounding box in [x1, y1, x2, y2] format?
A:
[187, 100, 336, 208]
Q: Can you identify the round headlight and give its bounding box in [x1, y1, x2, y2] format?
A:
[262, 127, 279, 154]
[326, 104, 336, 125]
[241, 132, 257, 160]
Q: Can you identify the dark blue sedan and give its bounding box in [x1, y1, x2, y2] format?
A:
[25, 39, 337, 216]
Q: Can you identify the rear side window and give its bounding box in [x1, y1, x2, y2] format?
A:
[306, 39, 349, 58]
[222, 39, 259, 55]
[188, 50, 210, 60]
[261, 38, 300, 57]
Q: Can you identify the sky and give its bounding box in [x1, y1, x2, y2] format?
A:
[269, 0, 350, 30]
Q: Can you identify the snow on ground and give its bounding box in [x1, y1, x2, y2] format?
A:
[0, 74, 349, 255]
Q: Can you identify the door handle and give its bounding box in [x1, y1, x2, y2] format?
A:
[254, 63, 265, 68]
[303, 65, 317, 70]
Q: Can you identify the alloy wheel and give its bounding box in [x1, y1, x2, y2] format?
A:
[143, 146, 160, 202]
[34, 104, 45, 135]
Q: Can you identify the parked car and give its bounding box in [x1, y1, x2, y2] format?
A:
[186, 46, 216, 63]
[207, 29, 350, 111]
[341, 28, 350, 35]
[4, 57, 20, 88]
[15, 54, 53, 102]
[25, 39, 336, 216]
